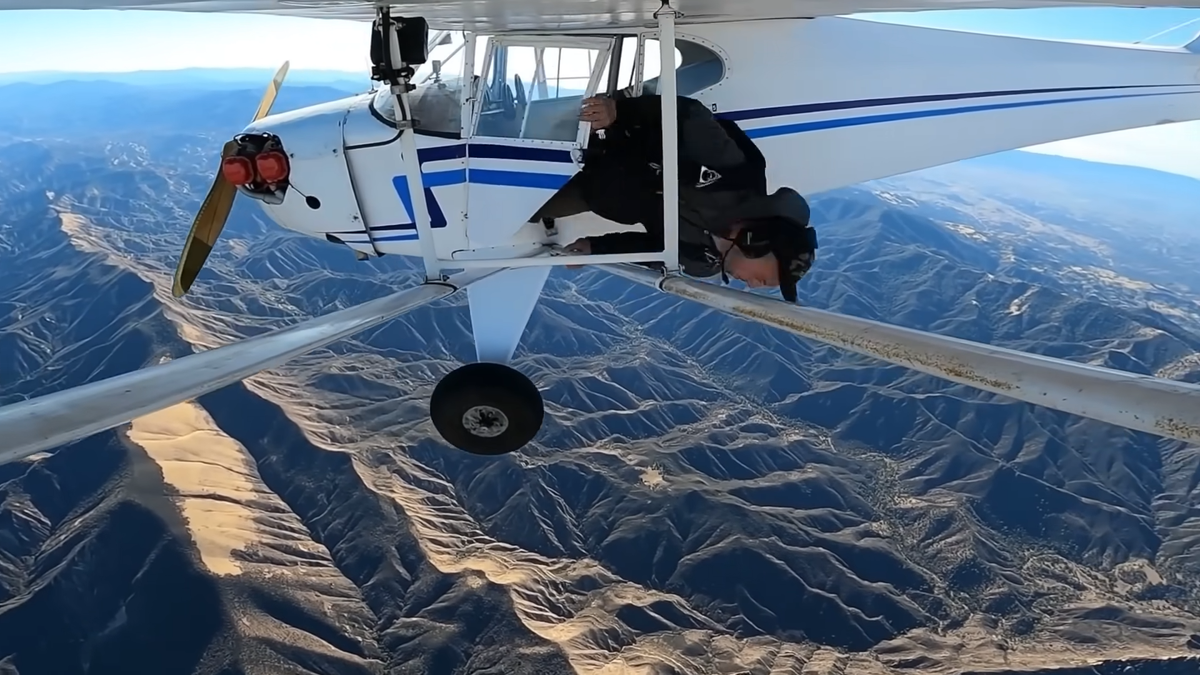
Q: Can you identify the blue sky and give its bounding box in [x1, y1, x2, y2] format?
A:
[0, 10, 374, 72]
[3, 7, 1200, 177]
[865, 6, 1200, 42]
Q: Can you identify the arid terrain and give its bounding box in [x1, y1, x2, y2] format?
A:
[1, 75, 1199, 675]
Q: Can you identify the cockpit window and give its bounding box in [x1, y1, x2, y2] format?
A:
[641, 38, 724, 97]
[474, 41, 610, 143]
[371, 33, 721, 138]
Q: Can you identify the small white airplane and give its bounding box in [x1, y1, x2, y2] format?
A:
[2, 0, 1200, 461]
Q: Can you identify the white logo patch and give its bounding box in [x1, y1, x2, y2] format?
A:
[697, 166, 721, 188]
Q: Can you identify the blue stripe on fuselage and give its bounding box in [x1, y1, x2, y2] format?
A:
[417, 142, 574, 164]
[469, 169, 570, 190]
[719, 83, 1199, 123]
[742, 89, 1197, 139]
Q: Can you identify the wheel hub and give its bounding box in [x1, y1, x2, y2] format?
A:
[462, 405, 509, 438]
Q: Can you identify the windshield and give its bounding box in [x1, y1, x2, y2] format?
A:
[372, 32, 481, 136]
[373, 76, 465, 136]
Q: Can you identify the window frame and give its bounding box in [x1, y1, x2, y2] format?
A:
[632, 31, 727, 99]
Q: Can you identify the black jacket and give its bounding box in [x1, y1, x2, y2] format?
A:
[579, 94, 767, 277]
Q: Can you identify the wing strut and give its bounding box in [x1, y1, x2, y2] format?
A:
[606, 264, 1200, 444]
[657, 2, 681, 274]
[376, 7, 442, 282]
[0, 271, 496, 466]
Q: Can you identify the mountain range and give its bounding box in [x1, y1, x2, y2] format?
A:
[0, 75, 1198, 675]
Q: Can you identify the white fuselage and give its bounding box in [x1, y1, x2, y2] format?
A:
[243, 17, 1200, 262]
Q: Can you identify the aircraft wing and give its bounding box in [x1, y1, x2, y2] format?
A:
[6, 0, 1200, 30]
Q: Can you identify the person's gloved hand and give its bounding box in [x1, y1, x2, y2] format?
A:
[580, 97, 617, 129]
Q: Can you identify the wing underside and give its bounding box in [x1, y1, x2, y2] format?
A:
[5, 0, 1200, 30]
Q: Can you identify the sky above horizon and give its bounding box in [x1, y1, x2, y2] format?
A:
[3, 7, 1200, 178]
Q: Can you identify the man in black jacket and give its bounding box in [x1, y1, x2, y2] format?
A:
[537, 92, 817, 302]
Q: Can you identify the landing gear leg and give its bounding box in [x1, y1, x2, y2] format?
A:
[432, 266, 550, 455]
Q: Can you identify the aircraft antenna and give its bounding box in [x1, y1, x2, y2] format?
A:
[1133, 16, 1200, 44]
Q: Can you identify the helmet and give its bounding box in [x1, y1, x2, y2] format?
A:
[729, 217, 818, 302]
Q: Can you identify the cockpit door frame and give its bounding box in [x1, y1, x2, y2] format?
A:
[459, 34, 614, 250]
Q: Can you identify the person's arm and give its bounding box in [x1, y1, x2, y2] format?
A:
[612, 95, 746, 170]
[569, 195, 666, 255]
[585, 205, 665, 255]
[580, 229, 723, 279]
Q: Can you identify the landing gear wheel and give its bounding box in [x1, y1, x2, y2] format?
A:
[430, 362, 544, 456]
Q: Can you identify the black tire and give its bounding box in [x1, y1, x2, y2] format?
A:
[429, 362, 544, 456]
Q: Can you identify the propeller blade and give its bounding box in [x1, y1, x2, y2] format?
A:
[171, 62, 291, 298]
[251, 61, 290, 122]
[172, 140, 239, 298]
